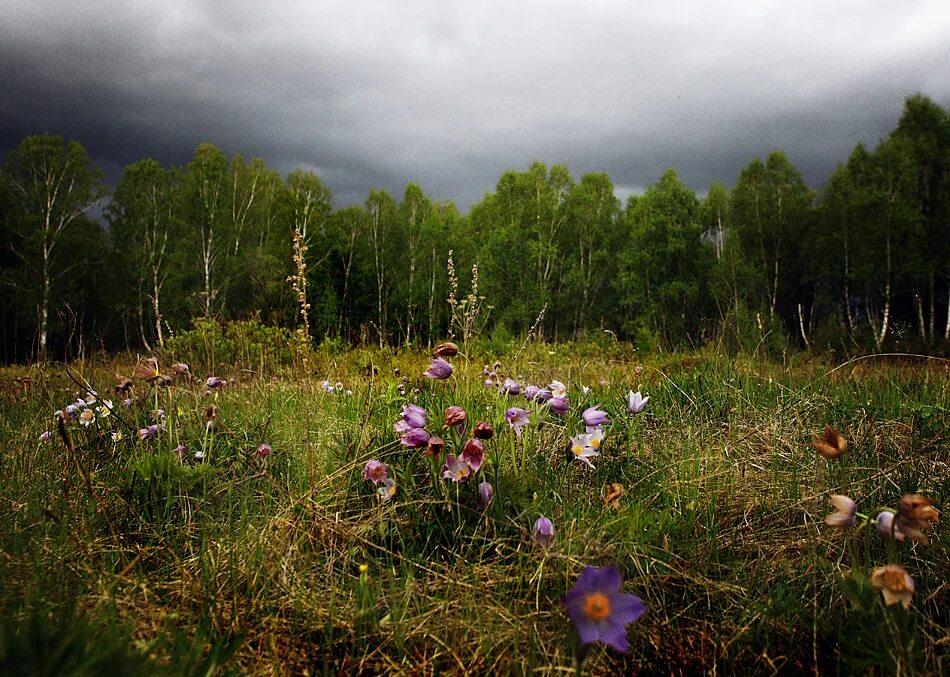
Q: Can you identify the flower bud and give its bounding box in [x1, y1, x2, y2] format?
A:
[434, 342, 459, 357]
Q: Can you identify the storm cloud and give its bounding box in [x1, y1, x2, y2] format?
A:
[2, 0, 948, 208]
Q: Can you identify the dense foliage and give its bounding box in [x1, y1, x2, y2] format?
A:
[1, 95, 947, 363]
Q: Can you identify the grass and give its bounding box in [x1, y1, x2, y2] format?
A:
[0, 343, 947, 674]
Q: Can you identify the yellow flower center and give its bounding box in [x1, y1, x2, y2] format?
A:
[883, 570, 906, 591]
[572, 445, 584, 456]
[583, 592, 612, 622]
[590, 437, 600, 449]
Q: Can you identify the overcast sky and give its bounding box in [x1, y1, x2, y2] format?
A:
[1, 0, 948, 209]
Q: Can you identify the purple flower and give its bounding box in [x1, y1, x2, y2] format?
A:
[65, 404, 81, 420]
[505, 407, 532, 437]
[39, 431, 52, 443]
[441, 454, 472, 483]
[563, 566, 647, 653]
[122, 398, 134, 408]
[534, 388, 553, 403]
[875, 511, 906, 541]
[206, 376, 225, 389]
[532, 516, 555, 547]
[548, 396, 569, 416]
[423, 358, 453, 380]
[138, 424, 159, 441]
[363, 460, 389, 484]
[523, 385, 539, 401]
[478, 481, 494, 510]
[400, 427, 430, 448]
[256, 443, 272, 459]
[582, 405, 608, 428]
[460, 438, 485, 472]
[626, 391, 649, 414]
[321, 379, 334, 394]
[500, 378, 521, 396]
[174, 444, 188, 458]
[400, 403, 428, 429]
[824, 495, 857, 527]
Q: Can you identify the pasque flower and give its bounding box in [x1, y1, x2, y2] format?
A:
[532, 516, 555, 547]
[813, 425, 848, 459]
[895, 494, 940, 545]
[478, 481, 494, 510]
[824, 495, 857, 527]
[400, 427, 430, 448]
[582, 405, 608, 428]
[505, 407, 532, 437]
[395, 403, 428, 432]
[441, 454, 472, 483]
[444, 405, 467, 433]
[549, 396, 569, 416]
[870, 564, 915, 609]
[570, 433, 599, 468]
[563, 566, 647, 653]
[473, 421, 495, 440]
[460, 438, 485, 472]
[626, 391, 649, 414]
[423, 358, 453, 380]
[500, 378, 521, 396]
[363, 460, 389, 484]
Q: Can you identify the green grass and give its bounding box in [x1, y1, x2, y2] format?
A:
[0, 344, 947, 674]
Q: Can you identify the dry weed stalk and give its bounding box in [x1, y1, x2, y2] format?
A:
[446, 250, 490, 347]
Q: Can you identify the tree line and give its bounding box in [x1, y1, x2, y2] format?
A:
[0, 94, 947, 362]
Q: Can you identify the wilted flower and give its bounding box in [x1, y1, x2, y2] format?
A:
[549, 380, 568, 398]
[582, 405, 608, 429]
[400, 427, 430, 448]
[424, 435, 445, 458]
[505, 407, 532, 437]
[626, 391, 649, 414]
[460, 438, 485, 472]
[78, 409, 95, 427]
[441, 454, 472, 483]
[134, 357, 161, 382]
[605, 483, 624, 508]
[377, 478, 397, 501]
[824, 495, 857, 527]
[434, 341, 459, 357]
[532, 516, 555, 547]
[563, 566, 647, 653]
[423, 358, 453, 380]
[570, 433, 599, 468]
[500, 378, 521, 396]
[895, 494, 940, 545]
[256, 443, 272, 459]
[155, 374, 173, 387]
[870, 564, 915, 609]
[39, 431, 52, 443]
[204, 404, 218, 429]
[114, 377, 133, 395]
[363, 460, 389, 484]
[549, 396, 569, 416]
[473, 421, 495, 440]
[206, 376, 225, 389]
[396, 383, 406, 396]
[478, 481, 494, 510]
[813, 425, 848, 459]
[444, 405, 467, 433]
[171, 362, 190, 377]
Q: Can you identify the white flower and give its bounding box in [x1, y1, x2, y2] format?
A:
[78, 409, 96, 426]
[626, 390, 649, 414]
[549, 380, 568, 398]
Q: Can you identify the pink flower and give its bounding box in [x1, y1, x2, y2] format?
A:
[441, 454, 472, 483]
[532, 516, 555, 547]
[505, 407, 532, 437]
[423, 358, 453, 380]
[460, 438, 485, 472]
[363, 460, 389, 485]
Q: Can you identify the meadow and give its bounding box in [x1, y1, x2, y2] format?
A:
[0, 336, 946, 675]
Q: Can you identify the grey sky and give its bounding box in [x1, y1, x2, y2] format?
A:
[1, 0, 948, 209]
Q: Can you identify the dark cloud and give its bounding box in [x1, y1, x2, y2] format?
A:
[1, 0, 948, 209]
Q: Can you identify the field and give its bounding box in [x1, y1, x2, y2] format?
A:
[0, 341, 947, 675]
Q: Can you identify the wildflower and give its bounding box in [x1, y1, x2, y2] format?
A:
[39, 431, 52, 443]
[396, 383, 406, 395]
[460, 438, 485, 472]
[563, 566, 647, 652]
[155, 375, 173, 387]
[813, 425, 848, 459]
[895, 494, 940, 545]
[206, 376, 225, 389]
[523, 385, 539, 401]
[363, 460, 389, 485]
[549, 396, 569, 416]
[78, 409, 95, 427]
[204, 405, 218, 429]
[570, 433, 599, 468]
[321, 379, 334, 394]
[96, 400, 113, 418]
[399, 403, 428, 430]
[534, 388, 553, 404]
[444, 405, 467, 433]
[473, 421, 495, 440]
[122, 398, 134, 408]
[114, 377, 133, 395]
[84, 391, 100, 405]
[400, 427, 430, 448]
[138, 425, 158, 441]
[875, 511, 904, 541]
[549, 380, 568, 398]
[532, 516, 555, 547]
[824, 495, 857, 527]
[605, 483, 624, 508]
[171, 362, 190, 377]
[173, 443, 187, 458]
[626, 391, 649, 414]
[478, 481, 494, 510]
[587, 427, 605, 450]
[112, 431, 124, 443]
[582, 405, 608, 429]
[64, 404, 81, 420]
[482, 378, 495, 389]
[582, 385, 591, 395]
[505, 407, 532, 437]
[424, 357, 453, 380]
[154, 408, 165, 421]
[434, 341, 459, 357]
[256, 443, 272, 459]
[424, 435, 445, 458]
[870, 564, 915, 609]
[377, 478, 397, 501]
[194, 450, 205, 462]
[500, 378, 521, 396]
[134, 357, 161, 382]
[441, 454, 472, 483]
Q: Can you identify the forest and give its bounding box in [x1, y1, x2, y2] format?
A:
[1, 94, 947, 363]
